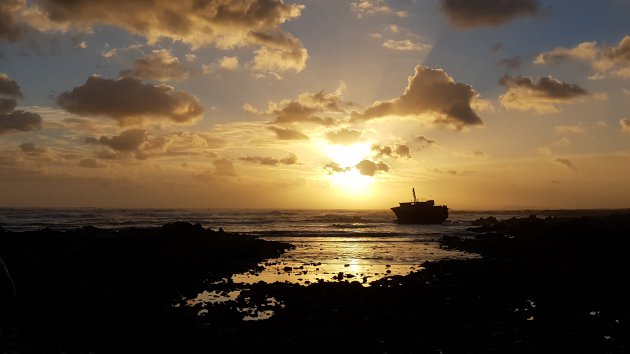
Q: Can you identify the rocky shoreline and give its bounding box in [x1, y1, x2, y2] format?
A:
[2, 215, 630, 353]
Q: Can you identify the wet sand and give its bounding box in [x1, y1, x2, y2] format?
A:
[2, 214, 630, 353]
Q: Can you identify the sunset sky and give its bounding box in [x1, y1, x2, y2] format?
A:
[1, 0, 629, 210]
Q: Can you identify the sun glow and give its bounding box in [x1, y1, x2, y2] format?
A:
[320, 142, 376, 195]
[323, 142, 373, 167]
[329, 169, 374, 195]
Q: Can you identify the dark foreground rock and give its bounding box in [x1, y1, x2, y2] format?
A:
[0, 222, 291, 353]
[197, 213, 630, 353]
[2, 214, 630, 353]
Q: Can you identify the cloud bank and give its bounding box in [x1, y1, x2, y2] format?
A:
[12, 0, 308, 72]
[57, 75, 203, 126]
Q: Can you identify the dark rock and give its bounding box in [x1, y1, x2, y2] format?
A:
[161, 221, 205, 235]
[0, 256, 17, 315]
[471, 216, 498, 226]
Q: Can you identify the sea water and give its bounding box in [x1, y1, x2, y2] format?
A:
[0, 208, 519, 284]
[0, 208, 523, 319]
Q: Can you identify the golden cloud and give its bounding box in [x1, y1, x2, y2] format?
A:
[248, 85, 353, 126]
[268, 126, 309, 140]
[123, 49, 190, 82]
[382, 39, 430, 52]
[355, 159, 389, 176]
[372, 143, 411, 158]
[353, 65, 483, 129]
[351, 1, 407, 18]
[0, 0, 22, 41]
[535, 36, 630, 79]
[14, 0, 308, 72]
[499, 75, 590, 113]
[240, 153, 298, 166]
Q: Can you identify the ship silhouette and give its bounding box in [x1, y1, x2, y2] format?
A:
[391, 188, 448, 224]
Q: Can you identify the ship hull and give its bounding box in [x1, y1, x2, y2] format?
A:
[391, 205, 448, 224]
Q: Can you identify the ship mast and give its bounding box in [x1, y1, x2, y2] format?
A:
[412, 188, 417, 203]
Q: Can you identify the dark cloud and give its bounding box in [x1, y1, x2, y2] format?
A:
[78, 158, 108, 168]
[0, 74, 44, 134]
[498, 56, 522, 69]
[372, 143, 411, 158]
[0, 98, 17, 114]
[394, 144, 410, 158]
[500, 75, 588, 99]
[620, 118, 630, 133]
[355, 159, 390, 176]
[0, 75, 21, 114]
[499, 75, 590, 113]
[22, 0, 307, 72]
[323, 161, 350, 174]
[372, 144, 392, 157]
[605, 36, 630, 63]
[416, 135, 438, 147]
[0, 111, 44, 134]
[279, 153, 298, 165]
[353, 65, 483, 129]
[248, 87, 353, 126]
[441, 0, 540, 28]
[86, 130, 222, 160]
[0, 0, 22, 41]
[0, 75, 23, 98]
[18, 142, 48, 156]
[433, 168, 470, 176]
[492, 43, 504, 51]
[554, 158, 576, 171]
[268, 126, 309, 140]
[535, 36, 630, 79]
[240, 153, 298, 167]
[57, 75, 203, 125]
[121, 49, 190, 82]
[326, 128, 362, 145]
[88, 129, 147, 152]
[271, 101, 335, 125]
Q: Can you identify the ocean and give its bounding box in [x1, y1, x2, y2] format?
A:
[1, 207, 598, 320]
[0, 208, 521, 288]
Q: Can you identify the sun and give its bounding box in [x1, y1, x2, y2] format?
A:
[328, 169, 374, 195]
[323, 142, 373, 167]
[321, 142, 375, 195]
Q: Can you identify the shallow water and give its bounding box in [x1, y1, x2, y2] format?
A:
[231, 236, 476, 286]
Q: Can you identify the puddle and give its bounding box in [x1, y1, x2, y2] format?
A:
[185, 286, 284, 321]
